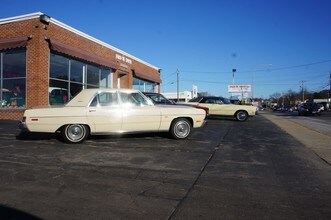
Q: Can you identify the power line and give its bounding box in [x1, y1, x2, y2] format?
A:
[179, 59, 331, 74]
[162, 71, 178, 80]
[181, 79, 229, 84]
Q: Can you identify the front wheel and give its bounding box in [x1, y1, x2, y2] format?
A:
[170, 118, 192, 139]
[235, 110, 248, 122]
[62, 124, 89, 144]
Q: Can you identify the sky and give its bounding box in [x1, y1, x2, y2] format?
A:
[1, 0, 331, 99]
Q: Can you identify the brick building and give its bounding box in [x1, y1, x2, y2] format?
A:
[0, 12, 161, 120]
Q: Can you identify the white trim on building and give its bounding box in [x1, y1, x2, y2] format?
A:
[0, 12, 160, 71]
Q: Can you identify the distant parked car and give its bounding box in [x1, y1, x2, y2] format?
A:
[272, 105, 282, 112]
[298, 102, 321, 116]
[318, 103, 325, 111]
[143, 92, 209, 116]
[257, 105, 265, 111]
[19, 89, 206, 143]
[273, 105, 291, 112]
[185, 96, 257, 121]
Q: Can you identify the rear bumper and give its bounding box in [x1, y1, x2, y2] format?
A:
[18, 121, 28, 131]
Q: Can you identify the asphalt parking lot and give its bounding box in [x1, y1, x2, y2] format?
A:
[1, 114, 331, 219]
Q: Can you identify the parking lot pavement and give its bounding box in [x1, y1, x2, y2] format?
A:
[1, 116, 331, 219]
[261, 110, 331, 165]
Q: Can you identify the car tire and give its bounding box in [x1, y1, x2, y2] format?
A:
[235, 110, 248, 122]
[62, 124, 89, 144]
[170, 118, 192, 139]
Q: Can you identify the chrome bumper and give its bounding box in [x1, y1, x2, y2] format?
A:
[18, 121, 28, 131]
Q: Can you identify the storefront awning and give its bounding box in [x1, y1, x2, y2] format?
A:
[49, 38, 119, 69]
[134, 71, 162, 84]
[0, 36, 29, 50]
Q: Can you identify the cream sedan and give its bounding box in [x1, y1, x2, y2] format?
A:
[19, 89, 206, 143]
[186, 96, 258, 121]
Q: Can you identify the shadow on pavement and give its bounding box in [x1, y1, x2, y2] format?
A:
[0, 204, 42, 220]
[16, 131, 60, 141]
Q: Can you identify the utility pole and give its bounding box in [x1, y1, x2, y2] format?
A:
[300, 80, 306, 102]
[329, 71, 331, 99]
[176, 69, 179, 102]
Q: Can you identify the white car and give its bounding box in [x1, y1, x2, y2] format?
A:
[185, 96, 258, 121]
[19, 89, 206, 143]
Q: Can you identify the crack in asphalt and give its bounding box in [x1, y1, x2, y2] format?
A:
[167, 127, 232, 220]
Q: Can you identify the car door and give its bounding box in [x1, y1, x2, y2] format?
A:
[213, 100, 233, 116]
[214, 98, 238, 116]
[87, 92, 122, 133]
[119, 91, 161, 132]
[196, 98, 221, 115]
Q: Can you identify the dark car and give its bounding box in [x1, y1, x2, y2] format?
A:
[298, 102, 321, 116]
[143, 92, 209, 116]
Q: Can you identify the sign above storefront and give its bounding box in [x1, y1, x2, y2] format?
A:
[115, 54, 132, 65]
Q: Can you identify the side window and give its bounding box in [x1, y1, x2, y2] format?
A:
[119, 92, 148, 106]
[215, 99, 223, 104]
[89, 92, 118, 107]
[90, 96, 98, 107]
[205, 99, 215, 104]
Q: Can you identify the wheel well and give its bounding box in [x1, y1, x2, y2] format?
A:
[57, 124, 91, 134]
[234, 110, 248, 117]
[172, 117, 193, 126]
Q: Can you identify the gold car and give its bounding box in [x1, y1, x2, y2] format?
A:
[185, 96, 257, 122]
[19, 89, 206, 143]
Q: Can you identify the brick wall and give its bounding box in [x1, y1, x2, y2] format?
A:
[0, 16, 160, 120]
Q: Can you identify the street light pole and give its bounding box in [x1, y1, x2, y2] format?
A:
[176, 69, 179, 102]
[232, 68, 236, 85]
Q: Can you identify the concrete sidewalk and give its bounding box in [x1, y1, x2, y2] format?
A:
[261, 111, 331, 165]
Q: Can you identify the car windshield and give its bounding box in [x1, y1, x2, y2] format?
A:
[189, 97, 203, 102]
[145, 93, 173, 104]
[220, 97, 231, 104]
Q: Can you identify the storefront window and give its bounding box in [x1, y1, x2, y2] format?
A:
[132, 77, 158, 92]
[49, 52, 113, 105]
[0, 49, 26, 108]
[50, 53, 69, 80]
[70, 60, 84, 83]
[49, 79, 70, 105]
[100, 68, 112, 88]
[86, 65, 99, 88]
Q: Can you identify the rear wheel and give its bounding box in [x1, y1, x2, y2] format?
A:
[235, 110, 248, 122]
[62, 124, 89, 144]
[170, 118, 192, 139]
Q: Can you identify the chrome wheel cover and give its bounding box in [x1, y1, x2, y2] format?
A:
[174, 120, 190, 138]
[65, 124, 86, 142]
[237, 112, 247, 121]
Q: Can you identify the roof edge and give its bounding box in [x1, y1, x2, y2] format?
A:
[0, 12, 160, 71]
[0, 12, 43, 25]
